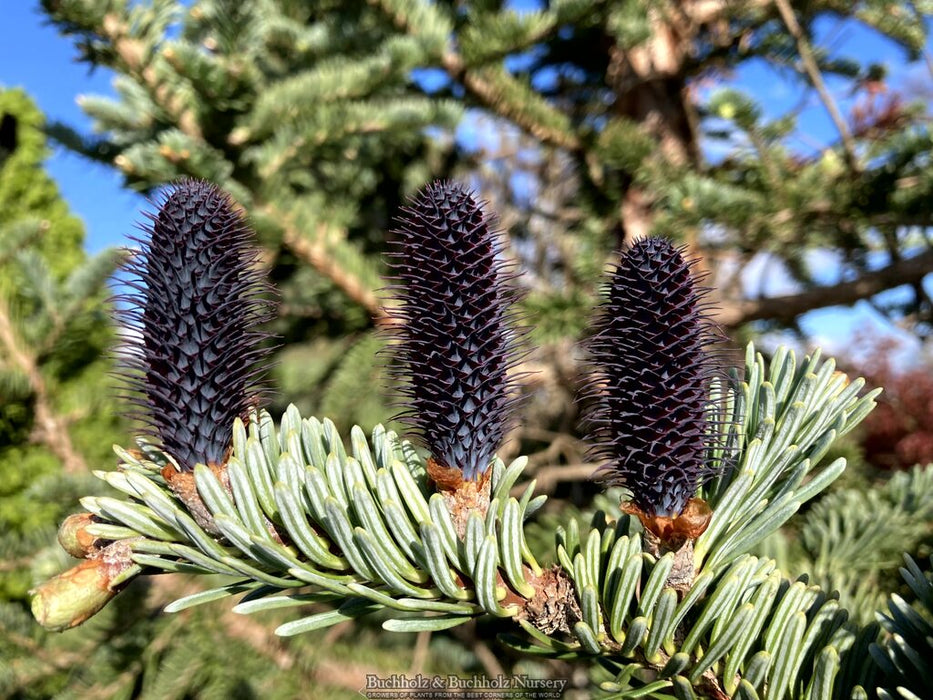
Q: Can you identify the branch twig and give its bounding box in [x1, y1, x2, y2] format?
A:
[774, 0, 858, 171]
[715, 248, 933, 328]
[264, 203, 387, 322]
[100, 13, 202, 139]
[441, 54, 582, 152]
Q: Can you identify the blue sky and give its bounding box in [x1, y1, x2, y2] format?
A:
[0, 3, 145, 253]
[1, 2, 929, 360]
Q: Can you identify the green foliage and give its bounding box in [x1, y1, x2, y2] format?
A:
[761, 465, 933, 623]
[0, 89, 83, 280]
[318, 332, 392, 434]
[596, 117, 655, 173]
[0, 578, 352, 699]
[0, 88, 135, 693]
[37, 344, 933, 697]
[0, 88, 125, 548]
[872, 555, 933, 700]
[43, 0, 468, 430]
[40, 1, 933, 464]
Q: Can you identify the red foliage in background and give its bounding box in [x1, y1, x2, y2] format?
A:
[846, 335, 933, 471]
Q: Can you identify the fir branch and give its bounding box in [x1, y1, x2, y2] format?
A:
[872, 554, 933, 699]
[716, 247, 933, 328]
[30, 342, 895, 697]
[458, 7, 557, 66]
[0, 296, 86, 473]
[267, 203, 387, 322]
[242, 46, 422, 140]
[369, 0, 581, 151]
[774, 0, 858, 171]
[97, 12, 203, 139]
[765, 463, 933, 622]
[246, 98, 461, 178]
[365, 0, 453, 58]
[441, 56, 582, 152]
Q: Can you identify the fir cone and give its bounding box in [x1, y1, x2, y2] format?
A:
[582, 237, 724, 519]
[116, 180, 275, 471]
[386, 181, 523, 482]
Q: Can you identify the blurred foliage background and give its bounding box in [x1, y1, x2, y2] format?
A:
[2, 0, 933, 696]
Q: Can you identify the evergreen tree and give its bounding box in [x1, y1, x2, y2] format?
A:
[418, 0, 933, 339]
[39, 0, 933, 428]
[0, 87, 120, 591]
[0, 85, 126, 694]
[28, 0, 933, 694]
[43, 0, 464, 434]
[0, 89, 84, 278]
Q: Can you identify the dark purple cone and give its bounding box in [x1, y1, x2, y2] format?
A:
[386, 181, 523, 481]
[582, 237, 724, 518]
[116, 180, 275, 471]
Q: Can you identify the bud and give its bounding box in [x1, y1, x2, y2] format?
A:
[58, 512, 104, 559]
[31, 541, 140, 631]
